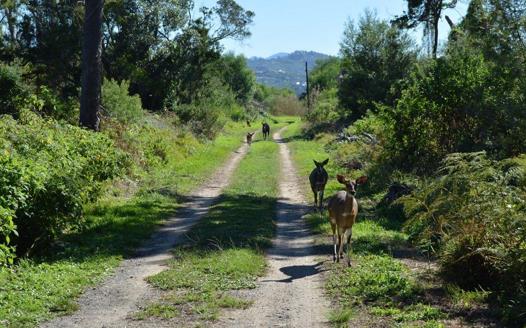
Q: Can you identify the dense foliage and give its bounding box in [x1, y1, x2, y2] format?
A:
[303, 1, 526, 324]
[338, 10, 417, 121]
[0, 110, 126, 261]
[401, 152, 526, 321]
[0, 0, 273, 265]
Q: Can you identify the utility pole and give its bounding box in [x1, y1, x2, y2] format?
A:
[305, 61, 310, 111]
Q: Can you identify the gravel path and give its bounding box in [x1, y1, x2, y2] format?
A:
[216, 127, 330, 328]
[41, 139, 253, 328]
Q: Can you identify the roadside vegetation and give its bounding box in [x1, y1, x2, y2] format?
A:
[286, 2, 526, 326]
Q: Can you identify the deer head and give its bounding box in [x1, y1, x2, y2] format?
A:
[313, 158, 329, 173]
[336, 174, 368, 195]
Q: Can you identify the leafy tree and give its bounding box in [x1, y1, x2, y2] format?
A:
[393, 0, 458, 58]
[309, 57, 340, 92]
[338, 10, 416, 121]
[217, 53, 255, 105]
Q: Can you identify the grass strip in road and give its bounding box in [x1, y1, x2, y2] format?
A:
[138, 139, 281, 324]
[0, 121, 257, 328]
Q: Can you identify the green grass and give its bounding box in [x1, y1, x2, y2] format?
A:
[445, 284, 490, 309]
[280, 120, 453, 327]
[327, 255, 417, 304]
[134, 303, 180, 320]
[328, 308, 355, 327]
[0, 120, 257, 328]
[139, 139, 282, 323]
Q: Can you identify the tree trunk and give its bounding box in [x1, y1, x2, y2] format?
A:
[432, 18, 439, 58]
[79, 0, 104, 131]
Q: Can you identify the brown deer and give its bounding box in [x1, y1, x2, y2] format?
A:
[246, 132, 255, 146]
[327, 174, 368, 266]
[309, 159, 329, 210]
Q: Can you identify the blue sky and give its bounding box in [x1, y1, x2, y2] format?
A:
[208, 0, 468, 58]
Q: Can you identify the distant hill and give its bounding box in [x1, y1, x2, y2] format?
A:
[247, 51, 332, 95]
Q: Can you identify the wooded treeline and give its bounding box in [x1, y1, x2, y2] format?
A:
[0, 0, 263, 126]
[307, 0, 526, 325]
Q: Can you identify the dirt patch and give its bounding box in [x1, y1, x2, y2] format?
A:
[214, 127, 330, 327]
[40, 139, 253, 328]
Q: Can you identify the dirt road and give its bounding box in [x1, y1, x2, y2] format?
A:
[41, 140, 253, 328]
[216, 127, 330, 327]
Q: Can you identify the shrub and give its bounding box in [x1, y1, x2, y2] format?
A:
[102, 78, 143, 123]
[306, 88, 339, 123]
[0, 63, 31, 116]
[268, 94, 305, 116]
[385, 47, 526, 173]
[400, 152, 526, 324]
[32, 86, 79, 123]
[0, 111, 127, 261]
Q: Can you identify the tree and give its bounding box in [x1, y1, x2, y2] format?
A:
[338, 10, 416, 121]
[79, 0, 104, 131]
[393, 0, 458, 58]
[309, 57, 340, 92]
[217, 53, 255, 104]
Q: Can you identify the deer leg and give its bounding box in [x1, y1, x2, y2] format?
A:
[331, 225, 337, 262]
[313, 191, 318, 209]
[346, 230, 353, 267]
[319, 190, 324, 211]
[337, 233, 344, 262]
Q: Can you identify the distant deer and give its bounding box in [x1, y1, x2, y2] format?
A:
[246, 132, 255, 146]
[327, 174, 368, 266]
[262, 122, 270, 140]
[309, 159, 329, 210]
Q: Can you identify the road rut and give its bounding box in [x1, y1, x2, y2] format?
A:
[216, 127, 329, 327]
[41, 139, 253, 328]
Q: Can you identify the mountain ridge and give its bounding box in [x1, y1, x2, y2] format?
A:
[247, 51, 332, 95]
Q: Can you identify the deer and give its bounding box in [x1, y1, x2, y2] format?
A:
[246, 132, 255, 146]
[327, 174, 368, 266]
[262, 122, 270, 140]
[309, 159, 329, 210]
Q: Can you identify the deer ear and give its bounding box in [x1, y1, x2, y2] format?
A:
[336, 174, 347, 184]
[355, 176, 368, 185]
[322, 158, 329, 166]
[313, 160, 320, 167]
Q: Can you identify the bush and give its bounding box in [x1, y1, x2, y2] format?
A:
[102, 78, 143, 123]
[0, 63, 31, 116]
[306, 88, 339, 123]
[268, 94, 305, 116]
[0, 111, 127, 261]
[385, 47, 526, 173]
[400, 152, 526, 324]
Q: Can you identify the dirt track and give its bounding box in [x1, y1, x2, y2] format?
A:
[215, 127, 330, 327]
[40, 140, 252, 328]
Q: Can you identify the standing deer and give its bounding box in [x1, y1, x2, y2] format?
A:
[246, 132, 255, 146]
[327, 174, 368, 266]
[262, 122, 270, 140]
[309, 159, 329, 210]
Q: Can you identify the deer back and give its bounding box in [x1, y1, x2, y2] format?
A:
[309, 167, 328, 191]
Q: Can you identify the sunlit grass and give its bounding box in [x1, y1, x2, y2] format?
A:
[280, 120, 453, 328]
[139, 138, 282, 324]
[0, 120, 254, 327]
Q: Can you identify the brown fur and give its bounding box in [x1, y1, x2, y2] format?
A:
[327, 174, 367, 265]
[246, 132, 255, 145]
